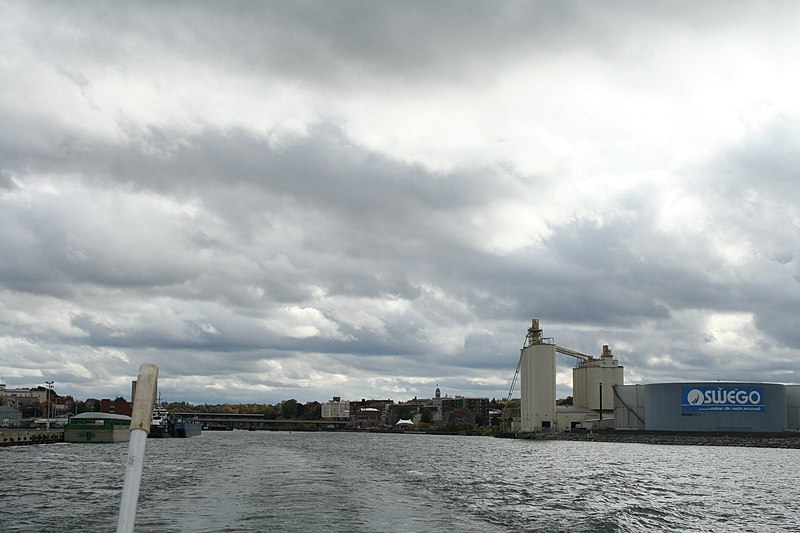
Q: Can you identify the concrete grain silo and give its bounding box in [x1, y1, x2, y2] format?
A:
[514, 319, 623, 432]
[572, 345, 623, 418]
[520, 319, 556, 432]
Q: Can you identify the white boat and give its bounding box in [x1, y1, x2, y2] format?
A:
[149, 404, 171, 438]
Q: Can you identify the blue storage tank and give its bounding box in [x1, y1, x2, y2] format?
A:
[644, 382, 787, 432]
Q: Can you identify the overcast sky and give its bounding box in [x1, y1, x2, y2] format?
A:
[1, 2, 799, 405]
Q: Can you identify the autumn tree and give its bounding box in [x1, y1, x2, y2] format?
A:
[300, 401, 321, 420]
[279, 399, 298, 419]
[263, 404, 278, 419]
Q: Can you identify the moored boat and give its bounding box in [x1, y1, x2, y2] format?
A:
[149, 404, 171, 438]
[64, 412, 131, 443]
[172, 418, 202, 438]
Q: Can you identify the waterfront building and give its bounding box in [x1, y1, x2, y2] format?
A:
[386, 398, 430, 426]
[488, 409, 503, 428]
[64, 412, 131, 443]
[614, 382, 800, 432]
[352, 407, 382, 428]
[444, 406, 476, 426]
[439, 397, 490, 427]
[385, 390, 491, 428]
[0, 384, 34, 399]
[349, 399, 394, 429]
[100, 398, 133, 416]
[0, 404, 23, 427]
[1, 384, 55, 419]
[321, 397, 350, 419]
[514, 318, 800, 433]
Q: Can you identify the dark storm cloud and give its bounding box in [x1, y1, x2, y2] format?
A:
[13, 1, 787, 94]
[0, 123, 529, 372]
[10, 2, 578, 85]
[0, 170, 18, 190]
[5, 111, 798, 398]
[0, 123, 526, 299]
[2, 2, 800, 403]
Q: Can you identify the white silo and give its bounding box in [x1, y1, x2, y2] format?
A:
[520, 319, 556, 432]
[572, 345, 623, 417]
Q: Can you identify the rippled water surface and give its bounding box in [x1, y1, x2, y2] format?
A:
[2, 431, 799, 532]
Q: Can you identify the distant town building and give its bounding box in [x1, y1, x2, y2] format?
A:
[0, 384, 33, 399]
[1, 383, 72, 418]
[440, 397, 490, 427]
[386, 399, 429, 426]
[385, 387, 491, 429]
[353, 407, 382, 428]
[350, 399, 394, 429]
[30, 388, 51, 403]
[100, 398, 133, 416]
[0, 404, 23, 427]
[488, 409, 503, 429]
[321, 397, 350, 419]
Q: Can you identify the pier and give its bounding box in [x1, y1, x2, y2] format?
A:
[171, 412, 349, 431]
[1, 428, 64, 447]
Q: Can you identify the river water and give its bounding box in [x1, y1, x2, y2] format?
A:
[2, 431, 799, 532]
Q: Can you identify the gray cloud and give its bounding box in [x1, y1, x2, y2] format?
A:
[1, 2, 799, 404]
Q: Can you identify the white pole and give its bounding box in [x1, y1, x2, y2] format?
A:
[116, 363, 158, 533]
[45, 381, 53, 430]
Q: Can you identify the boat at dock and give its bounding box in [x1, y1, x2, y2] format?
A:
[172, 418, 202, 438]
[64, 412, 131, 443]
[149, 404, 171, 438]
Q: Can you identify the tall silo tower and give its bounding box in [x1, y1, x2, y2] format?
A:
[520, 319, 556, 432]
[572, 345, 623, 418]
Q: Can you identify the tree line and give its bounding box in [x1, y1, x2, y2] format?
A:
[161, 399, 323, 420]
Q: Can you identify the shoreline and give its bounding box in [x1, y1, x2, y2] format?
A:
[509, 430, 800, 449]
[5, 426, 800, 449]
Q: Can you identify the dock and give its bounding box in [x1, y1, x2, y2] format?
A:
[1, 428, 64, 447]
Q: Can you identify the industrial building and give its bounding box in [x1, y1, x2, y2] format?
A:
[615, 382, 800, 432]
[514, 319, 800, 433]
[516, 319, 624, 432]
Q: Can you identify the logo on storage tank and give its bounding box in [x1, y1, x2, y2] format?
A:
[681, 386, 765, 413]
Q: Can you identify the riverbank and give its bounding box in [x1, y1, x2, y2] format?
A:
[512, 430, 800, 449]
[5, 426, 798, 449]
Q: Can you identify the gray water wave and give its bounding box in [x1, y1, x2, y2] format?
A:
[2, 432, 799, 532]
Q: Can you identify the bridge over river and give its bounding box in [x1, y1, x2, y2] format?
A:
[170, 412, 348, 431]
